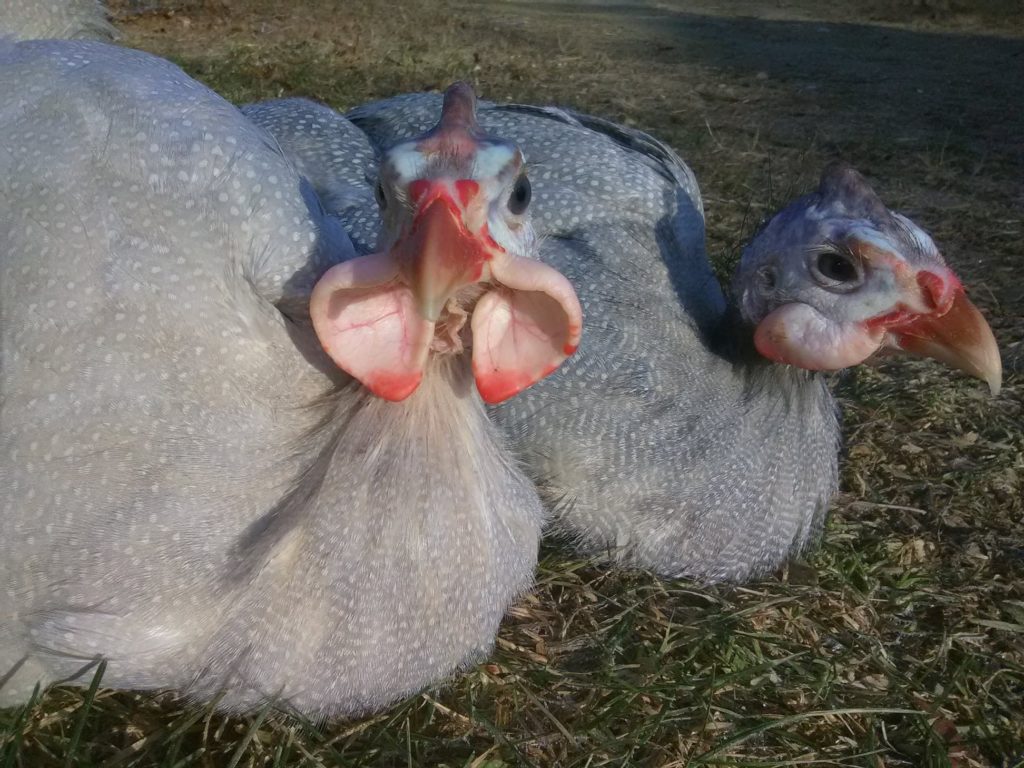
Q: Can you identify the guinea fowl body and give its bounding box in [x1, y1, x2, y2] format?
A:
[245, 95, 842, 582]
[0, 41, 544, 715]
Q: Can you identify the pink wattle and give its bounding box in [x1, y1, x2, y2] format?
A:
[754, 303, 884, 370]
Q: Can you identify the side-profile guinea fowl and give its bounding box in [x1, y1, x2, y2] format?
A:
[245, 93, 1001, 582]
[0, 40, 581, 715]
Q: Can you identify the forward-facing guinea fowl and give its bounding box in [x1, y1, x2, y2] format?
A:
[246, 94, 1001, 582]
[0, 40, 581, 715]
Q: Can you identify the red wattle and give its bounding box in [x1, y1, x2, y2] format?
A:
[475, 362, 559, 404]
[365, 370, 424, 402]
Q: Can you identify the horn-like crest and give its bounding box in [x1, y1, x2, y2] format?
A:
[412, 82, 484, 160]
[817, 161, 889, 221]
[439, 81, 479, 133]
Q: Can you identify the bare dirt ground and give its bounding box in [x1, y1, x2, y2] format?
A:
[3, 0, 1023, 765]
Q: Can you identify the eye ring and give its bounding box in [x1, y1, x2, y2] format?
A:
[508, 175, 531, 215]
[374, 180, 387, 210]
[810, 249, 862, 290]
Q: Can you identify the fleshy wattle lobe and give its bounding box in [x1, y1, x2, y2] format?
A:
[475, 362, 560, 404]
[364, 370, 424, 402]
[754, 303, 884, 370]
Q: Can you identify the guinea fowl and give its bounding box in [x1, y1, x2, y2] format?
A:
[246, 93, 1001, 582]
[0, 41, 582, 715]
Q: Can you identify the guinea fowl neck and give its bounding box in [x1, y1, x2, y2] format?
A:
[307, 353, 531, 524]
[711, 299, 772, 368]
[340, 356, 489, 462]
[216, 350, 541, 716]
[712, 296, 828, 396]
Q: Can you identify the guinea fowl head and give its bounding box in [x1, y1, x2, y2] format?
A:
[735, 163, 1002, 394]
[310, 82, 582, 404]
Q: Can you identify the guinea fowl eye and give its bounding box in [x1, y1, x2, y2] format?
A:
[508, 175, 531, 215]
[814, 250, 860, 285]
[374, 181, 387, 210]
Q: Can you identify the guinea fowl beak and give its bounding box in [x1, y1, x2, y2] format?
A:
[870, 266, 1002, 395]
[888, 285, 1002, 395]
[398, 179, 496, 322]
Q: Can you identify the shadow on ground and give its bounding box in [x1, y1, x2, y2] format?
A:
[501, 0, 1024, 154]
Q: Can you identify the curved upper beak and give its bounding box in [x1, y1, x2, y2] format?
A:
[396, 180, 493, 322]
[889, 287, 1002, 395]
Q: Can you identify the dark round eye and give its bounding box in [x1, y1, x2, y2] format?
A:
[508, 175, 531, 215]
[374, 181, 387, 210]
[814, 250, 860, 284]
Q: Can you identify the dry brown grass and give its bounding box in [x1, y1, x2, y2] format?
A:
[2, 0, 1023, 765]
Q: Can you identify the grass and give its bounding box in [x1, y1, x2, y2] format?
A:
[2, 0, 1023, 764]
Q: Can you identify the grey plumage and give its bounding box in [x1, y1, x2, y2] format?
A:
[245, 94, 839, 582]
[248, 93, 994, 584]
[242, 98, 377, 223]
[1, 42, 544, 715]
[0, 0, 114, 41]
